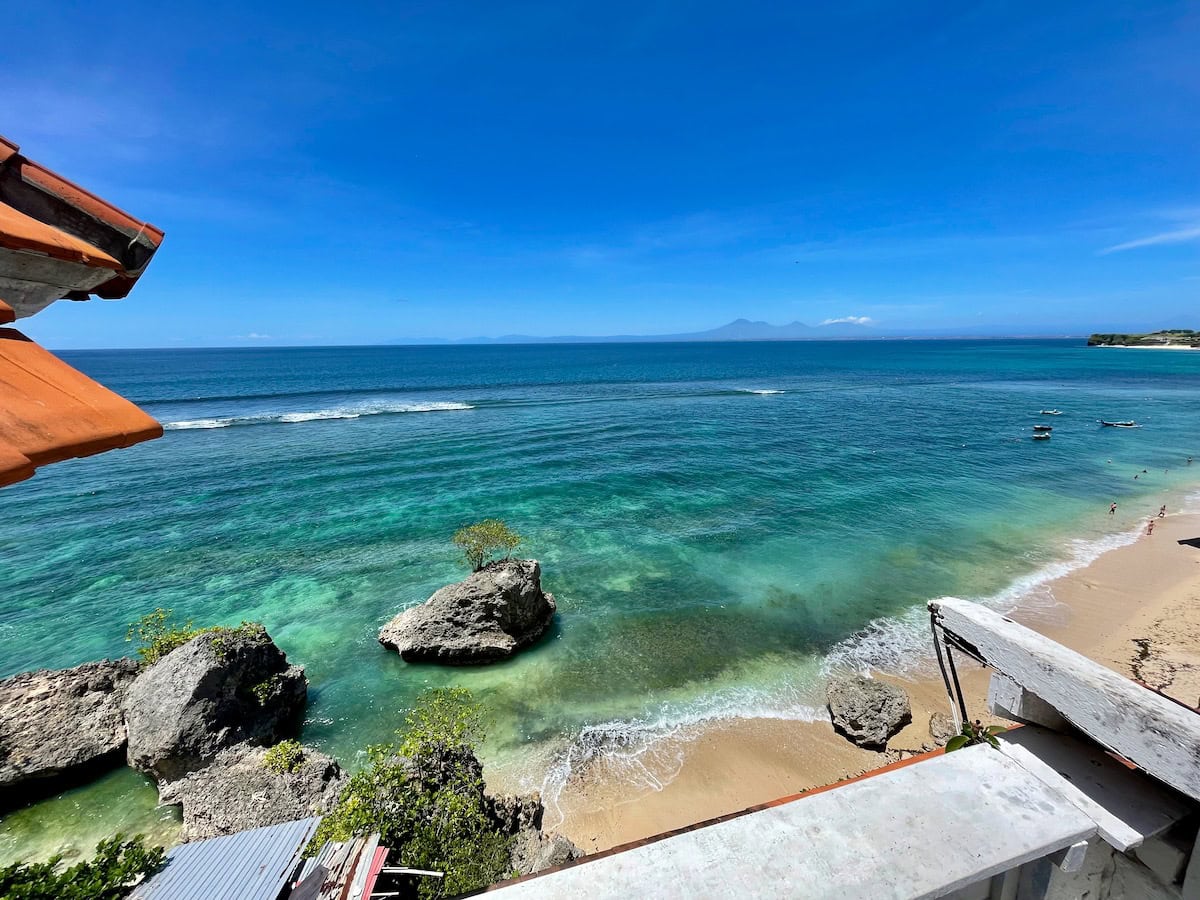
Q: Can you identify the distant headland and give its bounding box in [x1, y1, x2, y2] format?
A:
[1088, 329, 1200, 349]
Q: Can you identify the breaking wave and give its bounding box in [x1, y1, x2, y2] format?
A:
[164, 401, 473, 430]
[538, 516, 1157, 816]
[821, 523, 1145, 678]
[737, 388, 786, 395]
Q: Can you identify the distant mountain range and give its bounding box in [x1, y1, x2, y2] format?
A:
[394, 318, 879, 345]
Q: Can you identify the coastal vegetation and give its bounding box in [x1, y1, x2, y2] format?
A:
[125, 608, 263, 667]
[262, 739, 305, 775]
[0, 835, 164, 900]
[309, 688, 515, 898]
[944, 720, 1005, 752]
[453, 519, 522, 571]
[1088, 329, 1199, 347]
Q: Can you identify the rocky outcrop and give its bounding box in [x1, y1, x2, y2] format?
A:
[929, 712, 957, 747]
[510, 831, 584, 875]
[159, 744, 345, 841]
[124, 625, 307, 782]
[0, 659, 138, 806]
[826, 675, 912, 750]
[379, 559, 557, 665]
[486, 790, 582, 876]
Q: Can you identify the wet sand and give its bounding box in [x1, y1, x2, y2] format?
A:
[553, 508, 1200, 852]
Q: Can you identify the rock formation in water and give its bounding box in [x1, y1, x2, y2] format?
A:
[123, 625, 307, 782]
[159, 743, 345, 841]
[826, 675, 912, 750]
[0, 658, 139, 806]
[379, 559, 557, 664]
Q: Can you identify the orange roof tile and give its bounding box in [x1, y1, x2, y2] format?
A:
[0, 328, 162, 487]
[0, 201, 123, 270]
[0, 299, 13, 324]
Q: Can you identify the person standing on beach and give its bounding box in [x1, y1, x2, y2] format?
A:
[1109, 502, 1117, 516]
[1146, 519, 1155, 535]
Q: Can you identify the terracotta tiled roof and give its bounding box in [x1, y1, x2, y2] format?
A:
[0, 135, 163, 303]
[0, 327, 163, 487]
[0, 201, 123, 270]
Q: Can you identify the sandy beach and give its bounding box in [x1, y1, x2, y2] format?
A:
[552, 502, 1200, 853]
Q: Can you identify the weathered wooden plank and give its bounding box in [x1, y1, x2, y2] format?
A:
[997, 726, 1189, 851]
[931, 598, 1200, 803]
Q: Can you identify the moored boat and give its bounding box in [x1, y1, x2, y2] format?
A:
[1039, 409, 1062, 415]
[1032, 433, 1051, 440]
[1033, 425, 1053, 432]
[1098, 420, 1139, 428]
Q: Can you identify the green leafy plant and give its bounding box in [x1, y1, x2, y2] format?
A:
[944, 719, 1006, 752]
[452, 519, 522, 571]
[309, 688, 512, 899]
[263, 739, 305, 775]
[0, 835, 164, 900]
[125, 608, 205, 666]
[125, 610, 263, 667]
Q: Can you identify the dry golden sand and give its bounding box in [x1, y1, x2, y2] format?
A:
[551, 510, 1200, 852]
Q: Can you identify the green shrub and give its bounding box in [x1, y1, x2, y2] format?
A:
[263, 739, 305, 775]
[0, 835, 164, 900]
[125, 609, 205, 666]
[309, 688, 512, 899]
[452, 519, 522, 571]
[125, 610, 263, 667]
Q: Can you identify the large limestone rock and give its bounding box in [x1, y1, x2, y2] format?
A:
[0, 659, 138, 805]
[488, 791, 583, 875]
[124, 625, 307, 782]
[379, 559, 557, 665]
[159, 744, 345, 841]
[826, 675, 912, 750]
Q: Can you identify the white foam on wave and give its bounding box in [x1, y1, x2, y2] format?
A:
[821, 523, 1145, 678]
[164, 401, 473, 430]
[738, 388, 786, 395]
[537, 516, 1164, 816]
[165, 418, 234, 430]
[537, 682, 824, 829]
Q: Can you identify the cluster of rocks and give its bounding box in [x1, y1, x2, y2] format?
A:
[825, 674, 957, 755]
[0, 625, 340, 840]
[379, 558, 557, 665]
[0, 604, 580, 875]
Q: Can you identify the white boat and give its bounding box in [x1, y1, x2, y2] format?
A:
[1032, 433, 1051, 441]
[1039, 409, 1062, 415]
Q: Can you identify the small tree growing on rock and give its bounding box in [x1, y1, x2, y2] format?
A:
[452, 519, 521, 572]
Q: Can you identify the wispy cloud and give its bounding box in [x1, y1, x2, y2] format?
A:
[821, 315, 874, 325]
[1099, 225, 1200, 254]
[233, 332, 274, 340]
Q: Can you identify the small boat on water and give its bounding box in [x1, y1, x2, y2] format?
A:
[1039, 409, 1062, 415]
[1033, 425, 1053, 432]
[1099, 420, 1139, 428]
[1032, 433, 1051, 441]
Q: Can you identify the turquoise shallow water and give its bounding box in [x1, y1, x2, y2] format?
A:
[2, 340, 1199, 861]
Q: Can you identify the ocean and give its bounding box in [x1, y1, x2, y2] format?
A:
[1, 339, 1198, 861]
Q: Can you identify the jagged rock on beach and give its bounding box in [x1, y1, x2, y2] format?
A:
[159, 744, 345, 841]
[488, 790, 583, 876]
[379, 559, 557, 665]
[826, 675, 912, 750]
[123, 625, 307, 782]
[929, 711, 957, 747]
[0, 658, 139, 806]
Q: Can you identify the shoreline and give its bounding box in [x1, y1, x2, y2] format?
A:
[544, 499, 1200, 853]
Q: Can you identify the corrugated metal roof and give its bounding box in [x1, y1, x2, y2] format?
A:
[131, 817, 320, 900]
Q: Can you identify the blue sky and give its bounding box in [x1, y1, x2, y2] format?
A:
[7, 1, 1199, 347]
